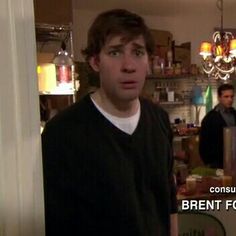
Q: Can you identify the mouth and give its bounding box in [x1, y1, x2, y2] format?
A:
[120, 81, 138, 89]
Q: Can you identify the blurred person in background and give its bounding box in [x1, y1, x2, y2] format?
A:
[199, 83, 236, 168]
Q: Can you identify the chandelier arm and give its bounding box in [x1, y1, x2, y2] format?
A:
[215, 64, 235, 74]
[214, 70, 228, 80]
[213, 31, 220, 42]
[218, 73, 229, 80]
[202, 64, 215, 74]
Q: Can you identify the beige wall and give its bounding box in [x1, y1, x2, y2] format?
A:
[72, 8, 236, 65]
[1, 0, 45, 235]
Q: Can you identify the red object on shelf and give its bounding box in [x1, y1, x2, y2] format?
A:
[56, 65, 72, 83]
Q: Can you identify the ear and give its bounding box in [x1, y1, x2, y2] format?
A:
[89, 56, 100, 72]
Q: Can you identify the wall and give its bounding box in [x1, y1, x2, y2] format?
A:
[0, 0, 45, 235]
[72, 8, 236, 65]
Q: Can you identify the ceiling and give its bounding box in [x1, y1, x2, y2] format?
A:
[74, 0, 236, 17]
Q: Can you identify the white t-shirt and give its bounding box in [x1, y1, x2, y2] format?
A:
[91, 97, 140, 135]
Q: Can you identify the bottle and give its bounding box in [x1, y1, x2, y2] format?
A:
[167, 50, 173, 68]
[160, 58, 165, 75]
[153, 84, 160, 103]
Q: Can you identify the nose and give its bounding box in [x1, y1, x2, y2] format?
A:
[121, 53, 136, 73]
[228, 96, 233, 102]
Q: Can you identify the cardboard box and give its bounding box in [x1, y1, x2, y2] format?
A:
[155, 46, 169, 60]
[174, 46, 191, 68]
[150, 29, 173, 48]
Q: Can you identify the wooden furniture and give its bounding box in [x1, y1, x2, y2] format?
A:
[182, 135, 204, 169]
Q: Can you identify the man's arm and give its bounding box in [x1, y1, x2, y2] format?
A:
[157, 108, 178, 235]
[199, 115, 215, 165]
[163, 110, 178, 235]
[170, 213, 178, 236]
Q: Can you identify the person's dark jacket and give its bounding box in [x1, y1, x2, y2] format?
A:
[199, 107, 236, 168]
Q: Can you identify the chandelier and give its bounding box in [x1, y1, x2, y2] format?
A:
[199, 0, 236, 80]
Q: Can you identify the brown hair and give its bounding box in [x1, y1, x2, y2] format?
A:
[217, 83, 234, 97]
[81, 9, 154, 61]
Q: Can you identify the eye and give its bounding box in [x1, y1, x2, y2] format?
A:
[108, 50, 121, 57]
[134, 49, 146, 57]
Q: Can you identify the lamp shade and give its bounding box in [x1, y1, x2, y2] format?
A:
[191, 85, 204, 105]
[53, 49, 73, 66]
[199, 42, 212, 56]
[230, 39, 236, 55]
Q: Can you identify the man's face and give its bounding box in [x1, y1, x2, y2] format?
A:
[218, 89, 234, 109]
[89, 35, 149, 102]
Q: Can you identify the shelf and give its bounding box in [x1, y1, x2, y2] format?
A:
[39, 87, 75, 95]
[39, 83, 77, 96]
[35, 23, 72, 42]
[39, 91, 74, 95]
[173, 135, 192, 142]
[147, 74, 198, 80]
[159, 101, 184, 105]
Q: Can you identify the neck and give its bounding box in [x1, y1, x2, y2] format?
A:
[91, 89, 140, 118]
[217, 103, 232, 111]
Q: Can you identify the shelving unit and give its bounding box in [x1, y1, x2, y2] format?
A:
[143, 75, 197, 104]
[39, 90, 74, 95]
[147, 74, 199, 80]
[159, 101, 184, 105]
[36, 23, 78, 122]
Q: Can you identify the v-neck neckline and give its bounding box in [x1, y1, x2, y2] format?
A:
[87, 94, 144, 138]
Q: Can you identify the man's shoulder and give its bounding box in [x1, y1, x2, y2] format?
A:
[202, 108, 221, 124]
[140, 97, 172, 141]
[140, 97, 170, 129]
[204, 108, 219, 117]
[140, 97, 168, 117]
[232, 107, 236, 115]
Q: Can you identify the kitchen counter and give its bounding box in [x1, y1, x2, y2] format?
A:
[177, 182, 236, 235]
[177, 180, 236, 202]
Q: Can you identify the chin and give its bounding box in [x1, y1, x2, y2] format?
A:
[121, 90, 141, 101]
[225, 106, 232, 110]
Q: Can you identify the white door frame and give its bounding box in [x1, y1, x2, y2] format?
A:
[0, 0, 45, 235]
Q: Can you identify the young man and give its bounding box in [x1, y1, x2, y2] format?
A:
[42, 9, 177, 236]
[199, 83, 236, 168]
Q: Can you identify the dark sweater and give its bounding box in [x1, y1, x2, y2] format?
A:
[199, 106, 236, 168]
[42, 95, 177, 236]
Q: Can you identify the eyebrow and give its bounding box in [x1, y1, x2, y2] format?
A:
[132, 42, 146, 49]
[106, 44, 123, 50]
[106, 42, 146, 50]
